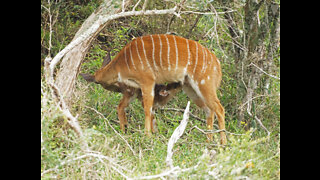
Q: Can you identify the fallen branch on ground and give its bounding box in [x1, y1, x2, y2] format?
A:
[41, 152, 127, 178]
[166, 101, 190, 168]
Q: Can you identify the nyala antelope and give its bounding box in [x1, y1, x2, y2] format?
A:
[82, 34, 226, 145]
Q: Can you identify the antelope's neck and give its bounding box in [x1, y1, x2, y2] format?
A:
[95, 65, 118, 85]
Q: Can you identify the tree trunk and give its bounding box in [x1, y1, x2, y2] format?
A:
[238, 0, 265, 128]
[55, 0, 132, 106]
[264, 2, 280, 94]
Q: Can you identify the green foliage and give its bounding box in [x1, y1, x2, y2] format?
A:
[41, 0, 101, 71]
[81, 45, 106, 74]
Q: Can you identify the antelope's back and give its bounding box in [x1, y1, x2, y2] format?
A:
[114, 34, 222, 86]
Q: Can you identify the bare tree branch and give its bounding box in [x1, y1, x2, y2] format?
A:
[56, 8, 175, 68]
[48, 80, 90, 151]
[46, 4, 178, 83]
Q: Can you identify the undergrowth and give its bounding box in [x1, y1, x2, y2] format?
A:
[41, 79, 280, 179]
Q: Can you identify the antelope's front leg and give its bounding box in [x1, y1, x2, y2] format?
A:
[141, 83, 155, 136]
[117, 92, 134, 132]
[151, 110, 158, 133]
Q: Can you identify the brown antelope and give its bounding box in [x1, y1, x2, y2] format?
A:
[82, 34, 227, 145]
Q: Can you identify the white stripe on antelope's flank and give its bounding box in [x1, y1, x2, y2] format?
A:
[186, 39, 190, 66]
[210, 51, 214, 64]
[201, 48, 208, 74]
[141, 36, 152, 70]
[206, 50, 212, 71]
[135, 40, 144, 70]
[185, 39, 190, 73]
[164, 34, 171, 71]
[150, 35, 159, 71]
[201, 46, 206, 73]
[124, 46, 130, 71]
[129, 44, 137, 70]
[204, 49, 209, 74]
[157, 34, 163, 69]
[173, 35, 179, 71]
[193, 41, 199, 74]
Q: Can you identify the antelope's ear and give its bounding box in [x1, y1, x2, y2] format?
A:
[80, 73, 96, 83]
[102, 52, 111, 67]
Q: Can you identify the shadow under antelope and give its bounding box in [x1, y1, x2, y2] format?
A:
[81, 34, 227, 145]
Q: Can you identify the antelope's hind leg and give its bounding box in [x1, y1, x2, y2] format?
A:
[213, 99, 227, 145]
[183, 78, 227, 145]
[199, 84, 227, 145]
[182, 82, 212, 142]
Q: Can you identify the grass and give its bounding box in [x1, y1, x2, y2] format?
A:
[41, 79, 280, 179]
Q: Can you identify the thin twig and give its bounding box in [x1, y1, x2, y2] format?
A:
[122, 0, 125, 12]
[246, 105, 271, 136]
[85, 105, 136, 156]
[180, 10, 236, 15]
[239, 94, 273, 110]
[190, 125, 245, 136]
[142, 0, 149, 11]
[41, 1, 53, 56]
[160, 107, 205, 123]
[132, 0, 142, 11]
[249, 63, 280, 80]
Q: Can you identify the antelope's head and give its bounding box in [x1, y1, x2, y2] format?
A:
[80, 52, 121, 93]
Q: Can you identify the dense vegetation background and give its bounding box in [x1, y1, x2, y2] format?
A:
[41, 0, 280, 179]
